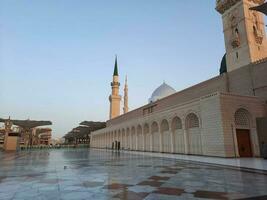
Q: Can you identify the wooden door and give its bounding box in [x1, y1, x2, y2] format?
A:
[236, 129, 253, 157]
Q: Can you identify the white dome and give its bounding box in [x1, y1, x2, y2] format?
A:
[149, 82, 176, 103]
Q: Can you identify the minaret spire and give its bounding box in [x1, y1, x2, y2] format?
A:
[123, 75, 129, 114]
[109, 56, 121, 119]
[113, 55, 118, 76]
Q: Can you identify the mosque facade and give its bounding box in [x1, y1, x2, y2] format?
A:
[91, 0, 267, 158]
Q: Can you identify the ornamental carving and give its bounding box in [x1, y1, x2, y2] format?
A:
[232, 37, 241, 48]
[229, 12, 241, 48]
[252, 11, 263, 44]
[231, 27, 241, 48]
[216, 0, 265, 14]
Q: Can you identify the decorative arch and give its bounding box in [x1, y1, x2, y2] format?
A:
[131, 126, 136, 150]
[131, 126, 136, 133]
[114, 130, 117, 141]
[235, 108, 251, 129]
[143, 123, 150, 151]
[160, 119, 169, 133]
[185, 112, 202, 155]
[137, 125, 142, 133]
[161, 119, 171, 152]
[151, 121, 159, 134]
[118, 129, 121, 144]
[151, 121, 160, 152]
[137, 125, 143, 151]
[122, 128, 126, 149]
[185, 113, 199, 129]
[172, 116, 185, 153]
[144, 123, 149, 134]
[126, 127, 130, 149]
[171, 116, 182, 131]
[234, 108, 253, 157]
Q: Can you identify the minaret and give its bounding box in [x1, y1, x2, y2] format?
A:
[123, 76, 129, 114]
[109, 56, 121, 119]
[216, 0, 267, 72]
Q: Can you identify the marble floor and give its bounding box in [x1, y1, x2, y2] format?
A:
[118, 150, 267, 171]
[0, 149, 267, 200]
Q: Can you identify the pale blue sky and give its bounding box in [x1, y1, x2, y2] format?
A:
[0, 1, 236, 137]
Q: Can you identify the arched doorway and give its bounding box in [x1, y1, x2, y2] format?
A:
[161, 119, 171, 153]
[186, 113, 202, 155]
[137, 125, 143, 151]
[151, 122, 160, 152]
[118, 130, 121, 148]
[171, 117, 184, 154]
[126, 128, 130, 149]
[235, 108, 253, 157]
[131, 127, 136, 150]
[122, 129, 126, 149]
[144, 124, 150, 151]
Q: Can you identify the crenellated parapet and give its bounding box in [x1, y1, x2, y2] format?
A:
[216, 0, 264, 14]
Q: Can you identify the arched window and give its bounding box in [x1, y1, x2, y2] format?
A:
[235, 108, 250, 128]
[160, 119, 169, 132]
[137, 125, 142, 134]
[171, 117, 182, 131]
[131, 127, 135, 134]
[126, 128, 130, 134]
[186, 113, 199, 129]
[151, 122, 159, 134]
[144, 124, 149, 134]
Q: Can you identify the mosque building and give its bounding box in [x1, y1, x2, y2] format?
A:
[91, 0, 267, 158]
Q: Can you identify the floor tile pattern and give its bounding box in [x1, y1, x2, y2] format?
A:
[0, 149, 267, 200]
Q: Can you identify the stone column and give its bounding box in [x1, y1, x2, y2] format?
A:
[135, 132, 138, 150]
[159, 131, 163, 153]
[170, 130, 174, 153]
[142, 128, 145, 151]
[129, 131, 132, 150]
[183, 128, 188, 154]
[150, 131, 153, 152]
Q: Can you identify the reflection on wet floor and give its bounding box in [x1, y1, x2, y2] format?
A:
[0, 149, 267, 200]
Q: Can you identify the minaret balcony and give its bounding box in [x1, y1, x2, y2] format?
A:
[216, 0, 265, 14]
[111, 82, 120, 87]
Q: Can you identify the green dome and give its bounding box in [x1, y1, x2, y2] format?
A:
[220, 53, 227, 75]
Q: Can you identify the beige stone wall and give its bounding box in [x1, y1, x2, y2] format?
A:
[220, 93, 267, 157]
[227, 60, 267, 100]
[107, 75, 228, 127]
[200, 94, 226, 157]
[92, 92, 266, 157]
[107, 59, 267, 128]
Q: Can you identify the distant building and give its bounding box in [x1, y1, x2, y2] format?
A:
[35, 128, 52, 145]
[63, 121, 106, 145]
[91, 0, 267, 158]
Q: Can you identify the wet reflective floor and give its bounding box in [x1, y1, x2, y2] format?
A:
[0, 149, 267, 200]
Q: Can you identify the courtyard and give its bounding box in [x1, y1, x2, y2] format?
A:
[0, 149, 267, 200]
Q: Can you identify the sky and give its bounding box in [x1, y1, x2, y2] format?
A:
[0, 0, 236, 137]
